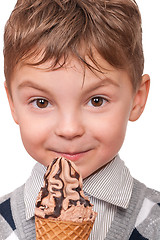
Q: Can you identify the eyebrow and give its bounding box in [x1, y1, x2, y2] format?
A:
[18, 80, 51, 94]
[18, 76, 120, 94]
[85, 76, 120, 92]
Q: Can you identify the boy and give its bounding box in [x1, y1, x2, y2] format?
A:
[0, 0, 159, 239]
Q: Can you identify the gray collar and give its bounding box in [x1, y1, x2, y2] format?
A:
[83, 155, 133, 208]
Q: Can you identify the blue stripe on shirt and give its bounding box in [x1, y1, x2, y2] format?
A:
[129, 229, 148, 240]
[0, 198, 16, 230]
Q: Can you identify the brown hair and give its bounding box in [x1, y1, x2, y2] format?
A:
[4, 0, 144, 92]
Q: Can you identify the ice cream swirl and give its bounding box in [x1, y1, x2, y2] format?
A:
[35, 157, 94, 221]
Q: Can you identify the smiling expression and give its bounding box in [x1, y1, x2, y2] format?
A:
[7, 55, 141, 179]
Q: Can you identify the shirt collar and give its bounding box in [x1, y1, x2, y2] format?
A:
[83, 155, 133, 208]
[24, 162, 47, 220]
[24, 155, 133, 220]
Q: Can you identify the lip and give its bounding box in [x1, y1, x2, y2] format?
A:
[54, 150, 90, 162]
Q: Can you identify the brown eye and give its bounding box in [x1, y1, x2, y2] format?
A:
[91, 97, 104, 107]
[36, 99, 49, 108]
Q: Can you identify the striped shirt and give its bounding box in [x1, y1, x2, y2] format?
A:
[24, 155, 133, 240]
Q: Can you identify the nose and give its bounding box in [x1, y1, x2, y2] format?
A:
[54, 112, 85, 140]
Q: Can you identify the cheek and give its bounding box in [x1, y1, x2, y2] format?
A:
[91, 112, 128, 150]
[18, 116, 49, 155]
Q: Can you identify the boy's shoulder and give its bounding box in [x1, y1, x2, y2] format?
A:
[0, 185, 35, 240]
[0, 190, 12, 204]
[131, 180, 160, 239]
[145, 184, 160, 201]
[0, 185, 26, 240]
[0, 191, 18, 240]
[0, 190, 15, 227]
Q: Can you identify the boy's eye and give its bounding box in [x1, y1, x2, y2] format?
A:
[88, 96, 108, 107]
[31, 99, 50, 109]
[36, 99, 49, 108]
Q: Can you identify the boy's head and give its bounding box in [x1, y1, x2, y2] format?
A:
[4, 0, 143, 94]
[4, 0, 150, 179]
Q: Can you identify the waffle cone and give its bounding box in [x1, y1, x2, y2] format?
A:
[35, 216, 94, 240]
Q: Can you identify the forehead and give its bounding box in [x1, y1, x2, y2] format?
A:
[16, 48, 130, 78]
[11, 52, 132, 95]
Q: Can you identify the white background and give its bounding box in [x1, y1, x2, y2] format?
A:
[0, 1, 160, 196]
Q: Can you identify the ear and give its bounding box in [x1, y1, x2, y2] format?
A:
[129, 74, 150, 121]
[4, 82, 18, 124]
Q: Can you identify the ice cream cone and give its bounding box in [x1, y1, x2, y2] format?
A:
[35, 216, 94, 240]
[35, 158, 97, 239]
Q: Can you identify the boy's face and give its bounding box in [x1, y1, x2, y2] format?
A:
[7, 54, 148, 179]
